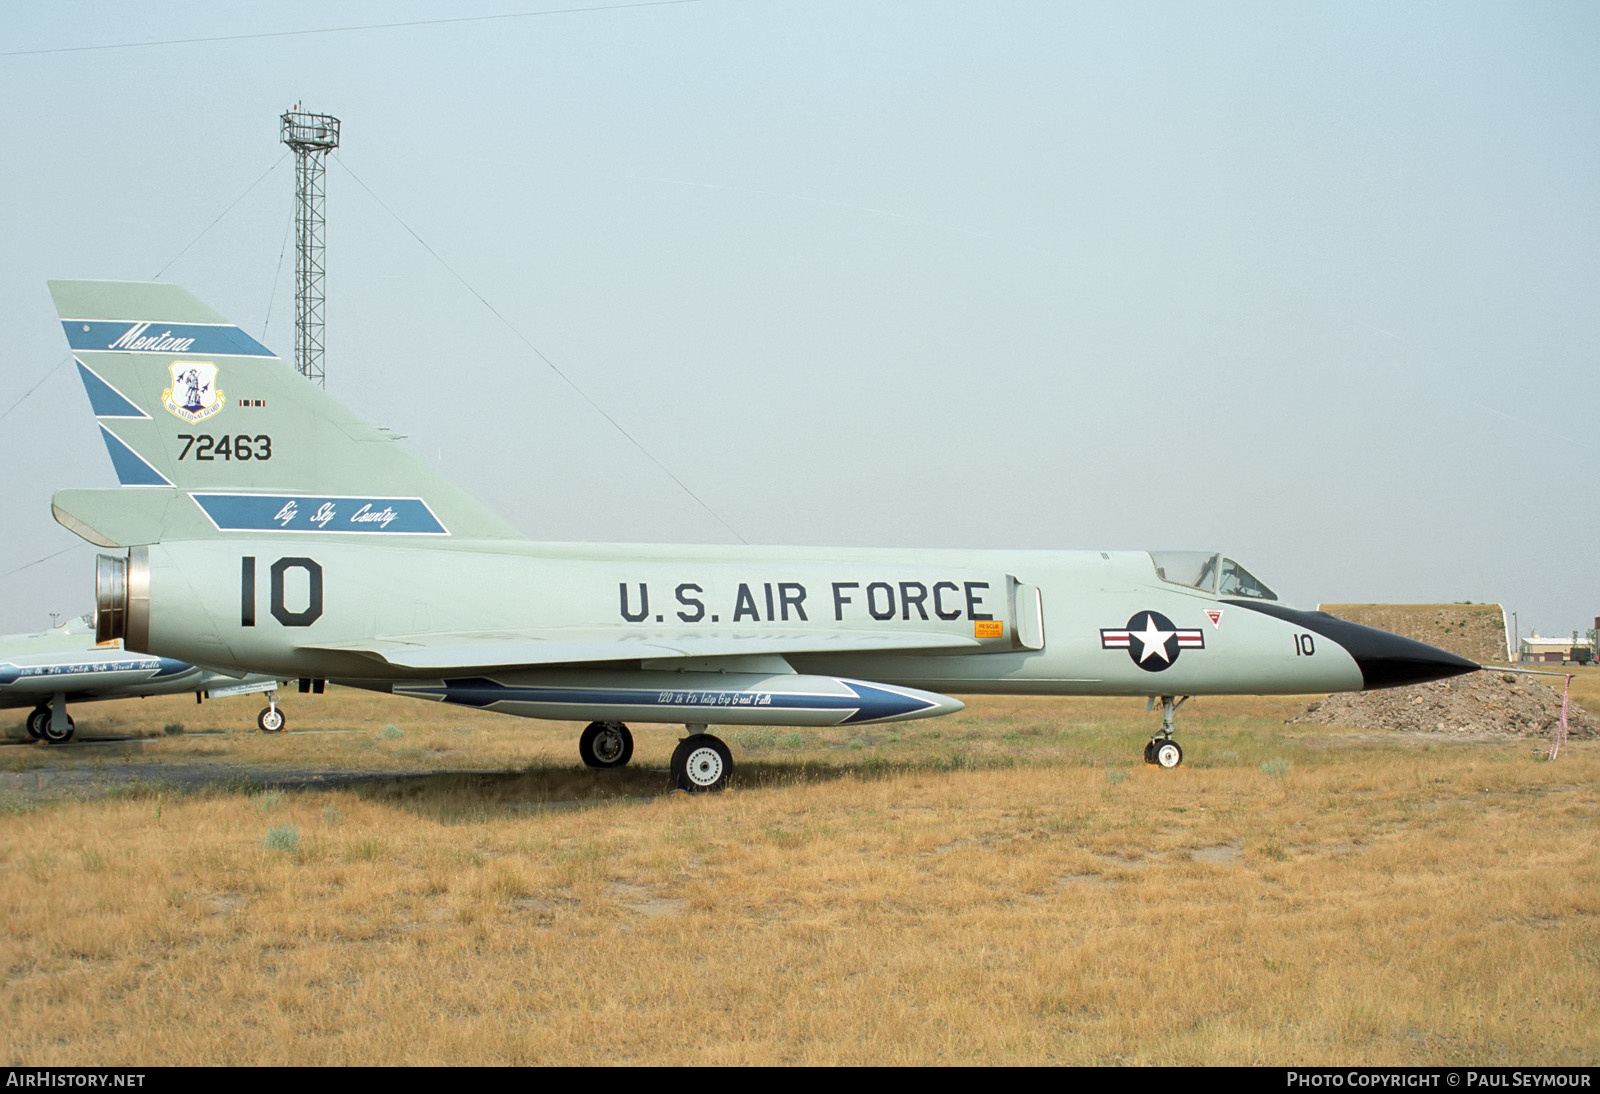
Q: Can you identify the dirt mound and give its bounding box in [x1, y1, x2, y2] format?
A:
[1291, 671, 1596, 738]
[1318, 603, 1507, 664]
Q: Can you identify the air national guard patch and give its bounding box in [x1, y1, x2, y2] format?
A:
[162, 361, 224, 424]
[1100, 611, 1204, 672]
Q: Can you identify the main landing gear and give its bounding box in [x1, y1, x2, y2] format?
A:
[579, 721, 634, 768]
[1143, 695, 1187, 769]
[671, 726, 731, 793]
[26, 703, 76, 744]
[575, 720, 734, 793]
[27, 703, 75, 738]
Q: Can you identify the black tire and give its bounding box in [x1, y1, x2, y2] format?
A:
[41, 711, 76, 745]
[671, 733, 732, 793]
[26, 706, 49, 740]
[579, 721, 633, 768]
[1142, 740, 1156, 765]
[1154, 740, 1183, 769]
[257, 706, 286, 733]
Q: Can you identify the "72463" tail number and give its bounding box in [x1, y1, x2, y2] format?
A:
[178, 434, 272, 460]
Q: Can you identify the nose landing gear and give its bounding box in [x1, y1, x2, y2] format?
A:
[1144, 695, 1188, 769]
[257, 691, 286, 732]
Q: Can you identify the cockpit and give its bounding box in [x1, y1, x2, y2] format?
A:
[1149, 551, 1278, 601]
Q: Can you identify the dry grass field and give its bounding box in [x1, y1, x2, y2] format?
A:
[2, 683, 1597, 1065]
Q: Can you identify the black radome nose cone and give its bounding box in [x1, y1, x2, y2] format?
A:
[1337, 625, 1480, 689]
[1222, 600, 1480, 690]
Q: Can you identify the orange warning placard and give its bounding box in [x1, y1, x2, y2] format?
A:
[974, 620, 1004, 639]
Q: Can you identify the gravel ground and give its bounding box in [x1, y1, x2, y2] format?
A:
[1291, 671, 1597, 739]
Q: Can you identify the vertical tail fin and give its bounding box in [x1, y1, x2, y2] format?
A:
[48, 280, 519, 545]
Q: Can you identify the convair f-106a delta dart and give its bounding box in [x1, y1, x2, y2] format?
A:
[1, 612, 285, 742]
[46, 280, 1476, 790]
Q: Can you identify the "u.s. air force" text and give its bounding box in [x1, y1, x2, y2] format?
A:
[618, 580, 993, 624]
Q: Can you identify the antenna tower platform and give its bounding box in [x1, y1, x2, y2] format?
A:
[280, 107, 340, 388]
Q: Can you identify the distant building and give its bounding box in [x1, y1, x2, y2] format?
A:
[1520, 635, 1587, 664]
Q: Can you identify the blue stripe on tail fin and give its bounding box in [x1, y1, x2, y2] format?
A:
[97, 426, 172, 487]
[76, 361, 148, 419]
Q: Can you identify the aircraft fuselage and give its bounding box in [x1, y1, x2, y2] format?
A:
[133, 539, 1389, 718]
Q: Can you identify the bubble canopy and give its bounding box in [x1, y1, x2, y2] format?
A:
[1149, 551, 1277, 601]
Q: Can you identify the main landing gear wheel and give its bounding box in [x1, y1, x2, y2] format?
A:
[671, 733, 731, 793]
[41, 712, 76, 745]
[26, 706, 49, 740]
[579, 721, 634, 769]
[257, 705, 286, 733]
[1152, 740, 1183, 769]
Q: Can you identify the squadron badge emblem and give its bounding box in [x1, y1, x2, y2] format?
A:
[1100, 611, 1205, 672]
[162, 360, 224, 424]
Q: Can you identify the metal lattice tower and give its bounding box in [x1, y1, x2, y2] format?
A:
[280, 108, 340, 388]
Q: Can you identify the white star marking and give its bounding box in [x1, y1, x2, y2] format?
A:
[1130, 614, 1175, 663]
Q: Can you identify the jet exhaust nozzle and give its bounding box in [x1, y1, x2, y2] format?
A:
[95, 547, 150, 650]
[95, 553, 126, 644]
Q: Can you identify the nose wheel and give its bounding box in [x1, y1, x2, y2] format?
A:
[257, 693, 286, 732]
[1146, 738, 1183, 769]
[1143, 695, 1188, 769]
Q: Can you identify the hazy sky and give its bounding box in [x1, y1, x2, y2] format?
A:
[1, 1, 1596, 643]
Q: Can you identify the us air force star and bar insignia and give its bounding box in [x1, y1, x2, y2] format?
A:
[162, 361, 224, 424]
[1100, 611, 1205, 672]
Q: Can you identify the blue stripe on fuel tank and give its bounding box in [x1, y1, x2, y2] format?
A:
[0, 658, 190, 681]
[396, 677, 939, 724]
